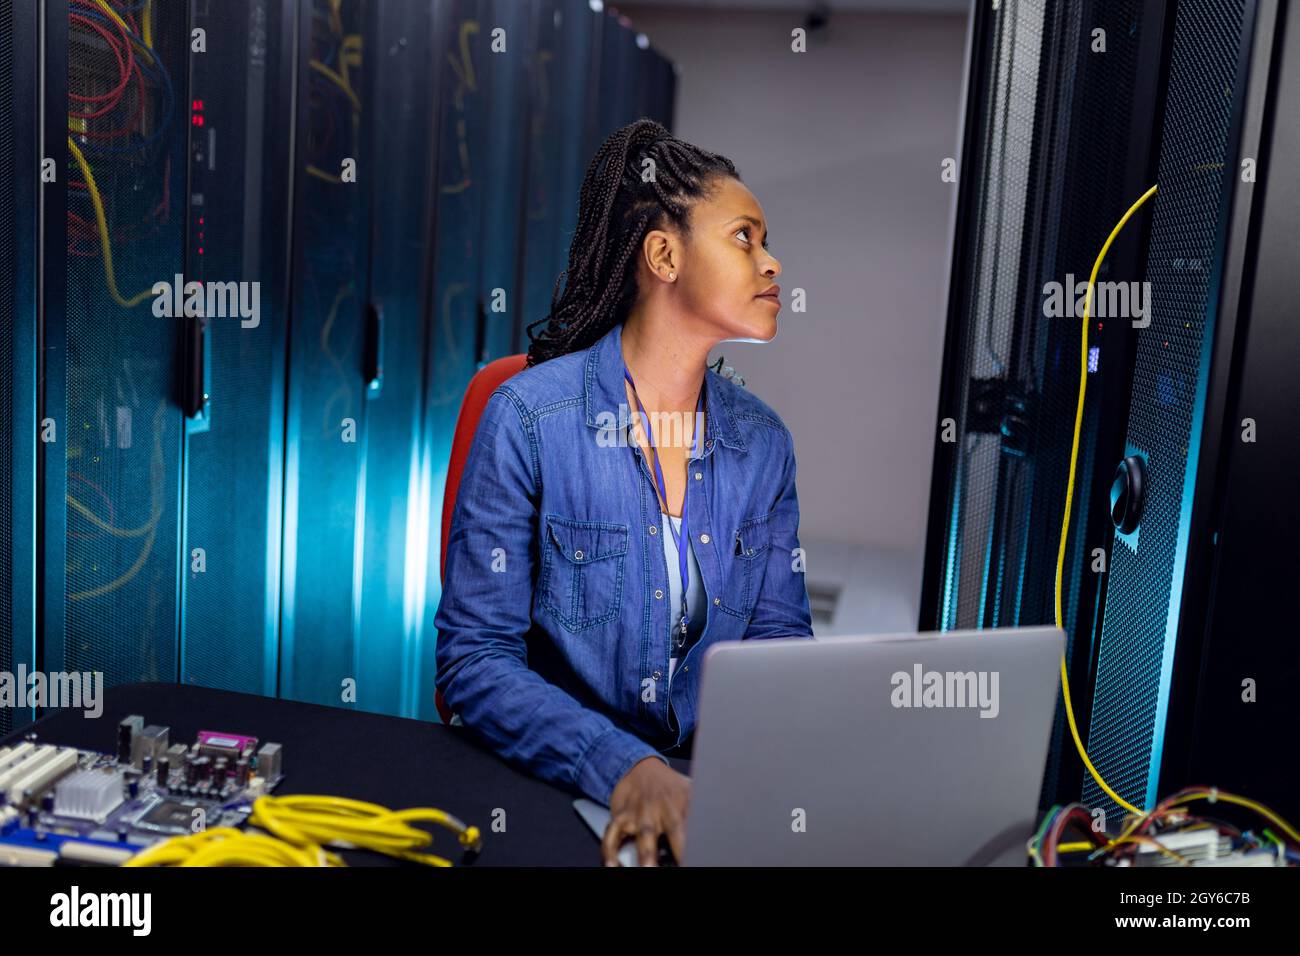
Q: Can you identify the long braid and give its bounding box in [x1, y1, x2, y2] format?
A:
[525, 119, 740, 367]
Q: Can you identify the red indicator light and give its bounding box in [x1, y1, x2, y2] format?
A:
[192, 114, 205, 127]
[192, 99, 205, 111]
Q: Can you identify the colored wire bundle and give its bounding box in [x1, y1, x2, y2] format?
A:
[1031, 779, 1300, 867]
[67, 0, 174, 307]
[68, 0, 173, 155]
[1028, 803, 1110, 867]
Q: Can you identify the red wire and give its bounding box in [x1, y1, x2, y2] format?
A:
[67, 13, 133, 115]
[75, 57, 147, 140]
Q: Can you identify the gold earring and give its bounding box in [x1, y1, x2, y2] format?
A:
[668, 272, 676, 281]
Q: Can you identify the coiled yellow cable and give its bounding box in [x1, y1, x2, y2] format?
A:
[123, 827, 342, 867]
[248, 794, 483, 868]
[124, 795, 483, 867]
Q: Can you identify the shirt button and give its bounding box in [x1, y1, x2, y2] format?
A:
[694, 472, 702, 480]
[652, 670, 661, 680]
[574, 549, 583, 559]
[654, 588, 663, 599]
[648, 525, 657, 535]
[699, 533, 710, 544]
[713, 597, 720, 605]
[683, 665, 689, 673]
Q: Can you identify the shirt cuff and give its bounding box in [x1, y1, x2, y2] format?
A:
[575, 727, 669, 805]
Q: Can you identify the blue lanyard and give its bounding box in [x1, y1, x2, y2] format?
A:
[623, 365, 704, 649]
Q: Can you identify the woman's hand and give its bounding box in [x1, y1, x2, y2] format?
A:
[602, 757, 691, 866]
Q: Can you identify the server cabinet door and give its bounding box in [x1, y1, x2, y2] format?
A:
[55, 0, 190, 687]
[179, 0, 296, 697]
[1, 0, 39, 735]
[280, 0, 372, 706]
[1086, 0, 1252, 819]
[352, 0, 441, 718]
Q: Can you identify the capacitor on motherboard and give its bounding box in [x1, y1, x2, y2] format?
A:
[235, 757, 250, 787]
[117, 715, 143, 763]
[123, 770, 140, 799]
[157, 756, 170, 788]
[214, 756, 228, 782]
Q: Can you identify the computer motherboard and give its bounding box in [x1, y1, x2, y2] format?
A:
[0, 715, 284, 866]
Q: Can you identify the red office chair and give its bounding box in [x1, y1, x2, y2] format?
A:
[435, 353, 529, 724]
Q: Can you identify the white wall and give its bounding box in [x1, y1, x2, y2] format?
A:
[618, 5, 969, 632]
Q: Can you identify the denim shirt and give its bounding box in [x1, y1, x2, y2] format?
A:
[433, 320, 814, 805]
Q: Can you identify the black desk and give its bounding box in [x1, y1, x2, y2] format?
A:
[0, 682, 691, 866]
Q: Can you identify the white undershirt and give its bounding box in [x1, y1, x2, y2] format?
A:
[663, 512, 705, 687]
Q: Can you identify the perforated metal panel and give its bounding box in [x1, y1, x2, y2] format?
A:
[280, 0, 369, 704]
[1086, 0, 1247, 818]
[181, 0, 290, 696]
[939, 0, 1046, 632]
[1, 0, 14, 737]
[63, 1, 187, 685]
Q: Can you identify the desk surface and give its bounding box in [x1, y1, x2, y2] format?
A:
[0, 682, 691, 867]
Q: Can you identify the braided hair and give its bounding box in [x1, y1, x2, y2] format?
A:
[525, 119, 741, 367]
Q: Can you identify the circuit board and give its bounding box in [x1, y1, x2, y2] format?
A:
[0, 716, 284, 866]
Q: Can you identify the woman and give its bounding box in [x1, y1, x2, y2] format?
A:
[434, 119, 814, 866]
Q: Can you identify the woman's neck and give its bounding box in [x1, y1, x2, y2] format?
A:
[620, 311, 710, 411]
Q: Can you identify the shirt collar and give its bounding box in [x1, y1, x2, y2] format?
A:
[584, 320, 747, 454]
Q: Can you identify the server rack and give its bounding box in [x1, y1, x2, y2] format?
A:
[10, 0, 678, 729]
[921, 0, 1171, 810]
[925, 0, 1297, 821]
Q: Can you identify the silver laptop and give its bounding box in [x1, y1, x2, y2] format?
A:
[577, 626, 1064, 866]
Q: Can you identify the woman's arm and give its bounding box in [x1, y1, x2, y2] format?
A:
[434, 390, 667, 805]
[743, 425, 815, 641]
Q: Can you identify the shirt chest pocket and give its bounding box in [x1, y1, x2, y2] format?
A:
[540, 516, 630, 632]
[718, 512, 773, 620]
